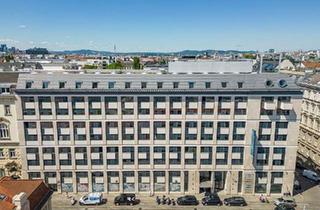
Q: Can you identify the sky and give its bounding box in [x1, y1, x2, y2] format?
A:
[0, 0, 320, 52]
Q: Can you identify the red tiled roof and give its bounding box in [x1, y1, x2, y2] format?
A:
[303, 61, 320, 69]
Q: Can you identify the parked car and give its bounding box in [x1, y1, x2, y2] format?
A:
[79, 193, 103, 205]
[201, 193, 222, 206]
[177, 195, 199, 205]
[274, 197, 296, 208]
[223, 196, 247, 206]
[274, 203, 296, 210]
[302, 169, 320, 182]
[114, 193, 137, 206]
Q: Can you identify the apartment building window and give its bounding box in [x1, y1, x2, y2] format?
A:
[255, 172, 268, 193]
[260, 97, 274, 115]
[216, 147, 228, 165]
[42, 81, 49, 89]
[28, 172, 41, 179]
[89, 97, 101, 115]
[217, 121, 229, 140]
[271, 172, 283, 193]
[25, 81, 33, 89]
[123, 171, 135, 192]
[44, 172, 57, 191]
[125, 82, 131, 89]
[92, 82, 98, 89]
[157, 82, 163, 89]
[205, 82, 211, 89]
[141, 82, 147, 89]
[186, 97, 198, 115]
[258, 122, 272, 141]
[22, 97, 35, 115]
[59, 81, 66, 89]
[154, 147, 166, 165]
[275, 122, 288, 141]
[61, 172, 73, 192]
[138, 97, 150, 115]
[59, 147, 72, 165]
[154, 171, 166, 192]
[106, 122, 118, 141]
[107, 171, 120, 192]
[138, 121, 150, 140]
[173, 82, 179, 89]
[106, 147, 119, 165]
[154, 97, 166, 115]
[231, 147, 244, 165]
[40, 122, 54, 141]
[55, 97, 68, 115]
[170, 121, 182, 140]
[138, 147, 150, 164]
[201, 97, 214, 115]
[188, 82, 195, 89]
[39, 96, 52, 115]
[273, 147, 286, 165]
[185, 147, 197, 165]
[9, 149, 16, 158]
[57, 122, 70, 141]
[105, 97, 118, 115]
[218, 97, 231, 115]
[237, 82, 244, 88]
[0, 123, 9, 139]
[122, 147, 134, 165]
[234, 97, 247, 115]
[108, 81, 115, 89]
[24, 122, 37, 141]
[0, 149, 4, 158]
[4, 105, 11, 116]
[26, 148, 39, 166]
[43, 147, 55, 166]
[153, 121, 165, 140]
[91, 147, 103, 165]
[185, 121, 197, 140]
[90, 122, 102, 141]
[201, 121, 213, 140]
[75, 81, 82, 89]
[277, 97, 291, 116]
[0, 87, 10, 94]
[200, 147, 212, 165]
[74, 122, 86, 141]
[170, 97, 182, 115]
[233, 121, 246, 141]
[72, 97, 85, 115]
[121, 97, 134, 115]
[221, 82, 228, 88]
[75, 147, 87, 165]
[169, 147, 181, 165]
[122, 121, 134, 140]
[256, 147, 269, 166]
[138, 171, 150, 192]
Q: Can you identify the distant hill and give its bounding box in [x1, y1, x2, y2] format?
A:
[51, 49, 257, 56]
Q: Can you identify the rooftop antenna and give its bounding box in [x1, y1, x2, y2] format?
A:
[259, 53, 264, 74]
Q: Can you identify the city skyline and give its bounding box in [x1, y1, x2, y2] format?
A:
[1, 0, 320, 52]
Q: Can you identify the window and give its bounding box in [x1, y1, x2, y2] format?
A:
[173, 82, 179, 89]
[273, 147, 285, 165]
[1, 87, 10, 94]
[234, 97, 247, 115]
[255, 172, 268, 193]
[232, 147, 244, 165]
[125, 82, 131, 89]
[237, 82, 244, 88]
[0, 149, 4, 158]
[216, 147, 228, 165]
[188, 82, 195, 89]
[205, 82, 211, 89]
[108, 82, 115, 89]
[92, 82, 98, 89]
[4, 105, 11, 116]
[42, 81, 49, 89]
[217, 121, 229, 140]
[59, 81, 66, 89]
[0, 123, 9, 139]
[221, 82, 227, 88]
[258, 122, 272, 141]
[260, 97, 274, 115]
[157, 82, 163, 89]
[26, 81, 32, 89]
[256, 147, 269, 166]
[271, 172, 283, 193]
[141, 82, 147, 89]
[233, 121, 246, 140]
[75, 82, 82, 89]
[218, 97, 231, 115]
[275, 122, 288, 141]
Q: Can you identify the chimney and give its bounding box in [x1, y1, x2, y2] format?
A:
[12, 192, 30, 210]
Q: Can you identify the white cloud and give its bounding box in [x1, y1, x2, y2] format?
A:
[0, 38, 20, 43]
[18, 24, 27, 29]
[40, 41, 49, 45]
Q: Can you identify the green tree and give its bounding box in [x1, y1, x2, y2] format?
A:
[133, 57, 141, 69]
[243, 53, 256, 59]
[83, 64, 98, 69]
[107, 61, 124, 69]
[4, 54, 14, 62]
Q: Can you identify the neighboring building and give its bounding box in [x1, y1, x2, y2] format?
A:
[0, 73, 21, 178]
[297, 61, 320, 70]
[15, 71, 302, 195]
[297, 74, 320, 171]
[0, 176, 53, 210]
[279, 59, 295, 71]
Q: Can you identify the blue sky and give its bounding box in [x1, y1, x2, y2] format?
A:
[0, 0, 319, 52]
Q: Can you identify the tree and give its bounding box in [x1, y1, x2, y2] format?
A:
[4, 161, 21, 178]
[133, 57, 141, 69]
[83, 64, 98, 69]
[107, 61, 124, 69]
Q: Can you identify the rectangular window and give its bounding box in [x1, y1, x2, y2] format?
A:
[59, 81, 66, 89]
[188, 82, 195, 89]
[218, 96, 231, 115]
[205, 82, 211, 89]
[108, 82, 115, 89]
[258, 122, 272, 141]
[75, 82, 82, 89]
[125, 82, 131, 89]
[9, 149, 16, 158]
[42, 81, 49, 89]
[216, 147, 228, 165]
[26, 81, 33, 89]
[273, 147, 285, 165]
[275, 122, 288, 141]
[221, 82, 227, 88]
[201, 121, 213, 140]
[92, 82, 98, 89]
[217, 121, 229, 140]
[157, 82, 163, 89]
[234, 97, 247, 115]
[237, 82, 244, 88]
[231, 147, 244, 165]
[141, 82, 147, 89]
[4, 105, 11, 116]
[233, 121, 246, 141]
[173, 82, 179, 89]
[256, 147, 269, 166]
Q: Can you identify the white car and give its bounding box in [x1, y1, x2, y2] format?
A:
[302, 169, 320, 182]
[79, 193, 103, 205]
[274, 197, 296, 208]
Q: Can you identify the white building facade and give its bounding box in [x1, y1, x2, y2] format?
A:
[15, 72, 302, 195]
